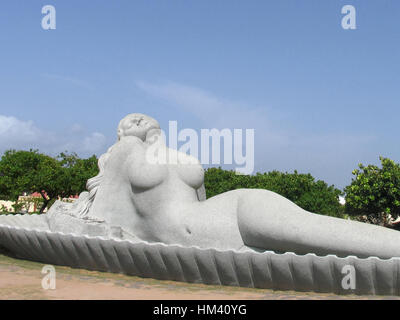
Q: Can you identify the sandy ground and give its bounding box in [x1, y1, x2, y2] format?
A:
[0, 253, 399, 300]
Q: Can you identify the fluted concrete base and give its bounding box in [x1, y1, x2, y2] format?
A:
[0, 216, 399, 296]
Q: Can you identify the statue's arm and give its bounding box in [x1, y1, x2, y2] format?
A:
[196, 184, 206, 201]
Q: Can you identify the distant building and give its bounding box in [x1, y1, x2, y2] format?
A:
[0, 192, 77, 214]
[0, 200, 15, 213]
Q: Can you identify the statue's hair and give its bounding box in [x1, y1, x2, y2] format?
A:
[74, 146, 113, 219]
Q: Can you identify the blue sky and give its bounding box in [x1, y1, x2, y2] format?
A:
[0, 0, 399, 189]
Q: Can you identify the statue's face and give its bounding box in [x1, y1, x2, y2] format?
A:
[118, 113, 160, 141]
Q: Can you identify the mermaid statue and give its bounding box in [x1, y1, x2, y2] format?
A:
[37, 113, 400, 260]
[3, 112, 400, 296]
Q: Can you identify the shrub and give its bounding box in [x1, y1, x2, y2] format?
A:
[344, 157, 400, 224]
[204, 167, 343, 217]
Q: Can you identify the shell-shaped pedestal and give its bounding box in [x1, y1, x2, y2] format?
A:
[0, 214, 399, 296]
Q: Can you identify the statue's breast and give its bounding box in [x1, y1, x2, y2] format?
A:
[173, 152, 204, 190]
[111, 139, 204, 191]
[126, 145, 168, 190]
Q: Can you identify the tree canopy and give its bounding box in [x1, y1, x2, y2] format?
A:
[0, 149, 99, 213]
[204, 167, 343, 217]
[344, 157, 400, 219]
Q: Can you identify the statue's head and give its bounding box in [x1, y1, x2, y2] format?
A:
[117, 113, 160, 141]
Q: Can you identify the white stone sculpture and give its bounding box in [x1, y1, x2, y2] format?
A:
[49, 113, 400, 259]
[1, 113, 400, 296]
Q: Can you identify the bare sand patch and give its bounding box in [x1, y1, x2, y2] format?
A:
[0, 254, 398, 300]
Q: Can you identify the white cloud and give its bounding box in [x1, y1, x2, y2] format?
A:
[82, 132, 107, 153]
[41, 73, 94, 90]
[0, 114, 106, 156]
[69, 123, 85, 133]
[136, 81, 268, 128]
[0, 115, 43, 151]
[0, 115, 40, 143]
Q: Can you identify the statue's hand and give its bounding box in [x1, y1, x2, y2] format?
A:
[145, 128, 163, 145]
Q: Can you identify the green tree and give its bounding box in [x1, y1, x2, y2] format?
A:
[344, 157, 400, 221]
[0, 149, 44, 200]
[0, 150, 99, 213]
[204, 167, 343, 217]
[57, 152, 99, 196]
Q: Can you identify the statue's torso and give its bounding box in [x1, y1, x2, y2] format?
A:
[88, 136, 246, 250]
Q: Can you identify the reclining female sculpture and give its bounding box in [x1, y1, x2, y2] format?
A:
[47, 113, 400, 259]
[1, 113, 400, 296]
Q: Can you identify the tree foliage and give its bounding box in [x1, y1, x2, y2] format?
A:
[0, 149, 99, 213]
[204, 167, 343, 217]
[344, 157, 400, 219]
